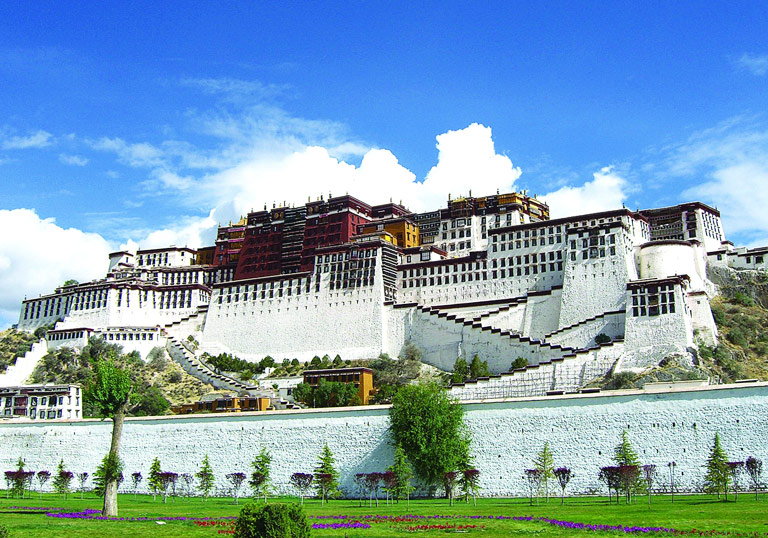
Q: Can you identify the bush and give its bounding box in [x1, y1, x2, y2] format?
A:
[510, 357, 528, 370]
[595, 333, 611, 345]
[730, 292, 755, 307]
[0, 523, 9, 538]
[234, 502, 310, 538]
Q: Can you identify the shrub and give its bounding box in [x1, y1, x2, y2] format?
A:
[510, 357, 528, 370]
[234, 502, 310, 538]
[167, 370, 183, 383]
[595, 333, 611, 345]
[0, 523, 9, 538]
[730, 292, 755, 307]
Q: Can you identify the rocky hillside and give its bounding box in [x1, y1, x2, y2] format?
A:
[592, 267, 768, 390]
[28, 338, 211, 416]
[0, 329, 37, 374]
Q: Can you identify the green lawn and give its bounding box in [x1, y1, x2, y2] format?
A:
[1, 492, 766, 537]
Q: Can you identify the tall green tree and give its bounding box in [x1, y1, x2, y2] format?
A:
[52, 459, 73, 499]
[389, 382, 471, 494]
[468, 355, 489, 379]
[613, 430, 642, 503]
[451, 358, 469, 383]
[314, 444, 340, 500]
[387, 444, 414, 504]
[534, 442, 555, 501]
[705, 432, 731, 500]
[148, 457, 163, 501]
[613, 430, 640, 466]
[249, 448, 272, 502]
[196, 454, 215, 500]
[88, 357, 133, 517]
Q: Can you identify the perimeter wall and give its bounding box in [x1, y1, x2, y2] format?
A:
[1, 383, 765, 497]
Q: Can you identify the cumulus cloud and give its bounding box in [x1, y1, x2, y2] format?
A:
[0, 209, 112, 328]
[59, 153, 89, 166]
[736, 53, 768, 76]
[420, 123, 522, 209]
[541, 166, 628, 218]
[1, 130, 53, 150]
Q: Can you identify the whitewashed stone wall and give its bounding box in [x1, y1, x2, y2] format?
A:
[1, 383, 766, 497]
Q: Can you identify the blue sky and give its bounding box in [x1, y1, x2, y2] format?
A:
[1, 1, 768, 327]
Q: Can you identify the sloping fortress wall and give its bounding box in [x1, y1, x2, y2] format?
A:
[2, 383, 766, 497]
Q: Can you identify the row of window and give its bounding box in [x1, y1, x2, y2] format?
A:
[105, 332, 156, 342]
[631, 284, 676, 317]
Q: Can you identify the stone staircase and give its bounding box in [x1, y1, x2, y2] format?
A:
[165, 334, 253, 393]
[0, 338, 48, 385]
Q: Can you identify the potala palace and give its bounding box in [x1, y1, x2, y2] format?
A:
[7, 191, 768, 398]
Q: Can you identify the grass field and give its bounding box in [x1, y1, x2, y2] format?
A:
[1, 492, 767, 537]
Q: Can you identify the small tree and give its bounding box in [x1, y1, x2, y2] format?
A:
[10, 458, 26, 498]
[354, 473, 366, 506]
[363, 472, 383, 507]
[289, 473, 313, 505]
[388, 444, 414, 505]
[77, 472, 89, 499]
[250, 448, 272, 502]
[553, 467, 572, 505]
[468, 355, 489, 379]
[313, 444, 339, 500]
[617, 465, 640, 504]
[158, 472, 178, 503]
[727, 462, 744, 501]
[642, 465, 656, 505]
[443, 471, 459, 505]
[36, 471, 51, 498]
[381, 471, 397, 505]
[93, 453, 123, 499]
[667, 462, 677, 503]
[314, 473, 332, 504]
[149, 458, 162, 501]
[196, 454, 215, 500]
[451, 357, 469, 383]
[613, 430, 641, 500]
[704, 432, 730, 500]
[599, 466, 621, 504]
[534, 442, 555, 501]
[228, 472, 247, 504]
[180, 473, 195, 497]
[131, 472, 142, 499]
[525, 469, 542, 505]
[53, 460, 73, 499]
[461, 469, 480, 505]
[745, 456, 763, 500]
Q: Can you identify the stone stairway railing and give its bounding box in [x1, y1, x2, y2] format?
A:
[165, 334, 252, 392]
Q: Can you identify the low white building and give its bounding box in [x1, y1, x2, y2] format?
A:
[0, 384, 82, 421]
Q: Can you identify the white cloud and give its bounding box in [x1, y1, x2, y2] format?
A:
[737, 53, 768, 76]
[541, 166, 628, 218]
[0, 209, 112, 329]
[420, 123, 522, 210]
[89, 137, 165, 167]
[1, 130, 53, 150]
[655, 119, 768, 246]
[59, 153, 89, 166]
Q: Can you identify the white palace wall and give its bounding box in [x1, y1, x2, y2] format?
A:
[1, 383, 766, 497]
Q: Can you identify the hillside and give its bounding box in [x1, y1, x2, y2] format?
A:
[28, 338, 211, 417]
[591, 277, 768, 390]
[0, 329, 37, 374]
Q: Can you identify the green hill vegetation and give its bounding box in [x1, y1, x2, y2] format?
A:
[0, 329, 37, 374]
[28, 337, 210, 417]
